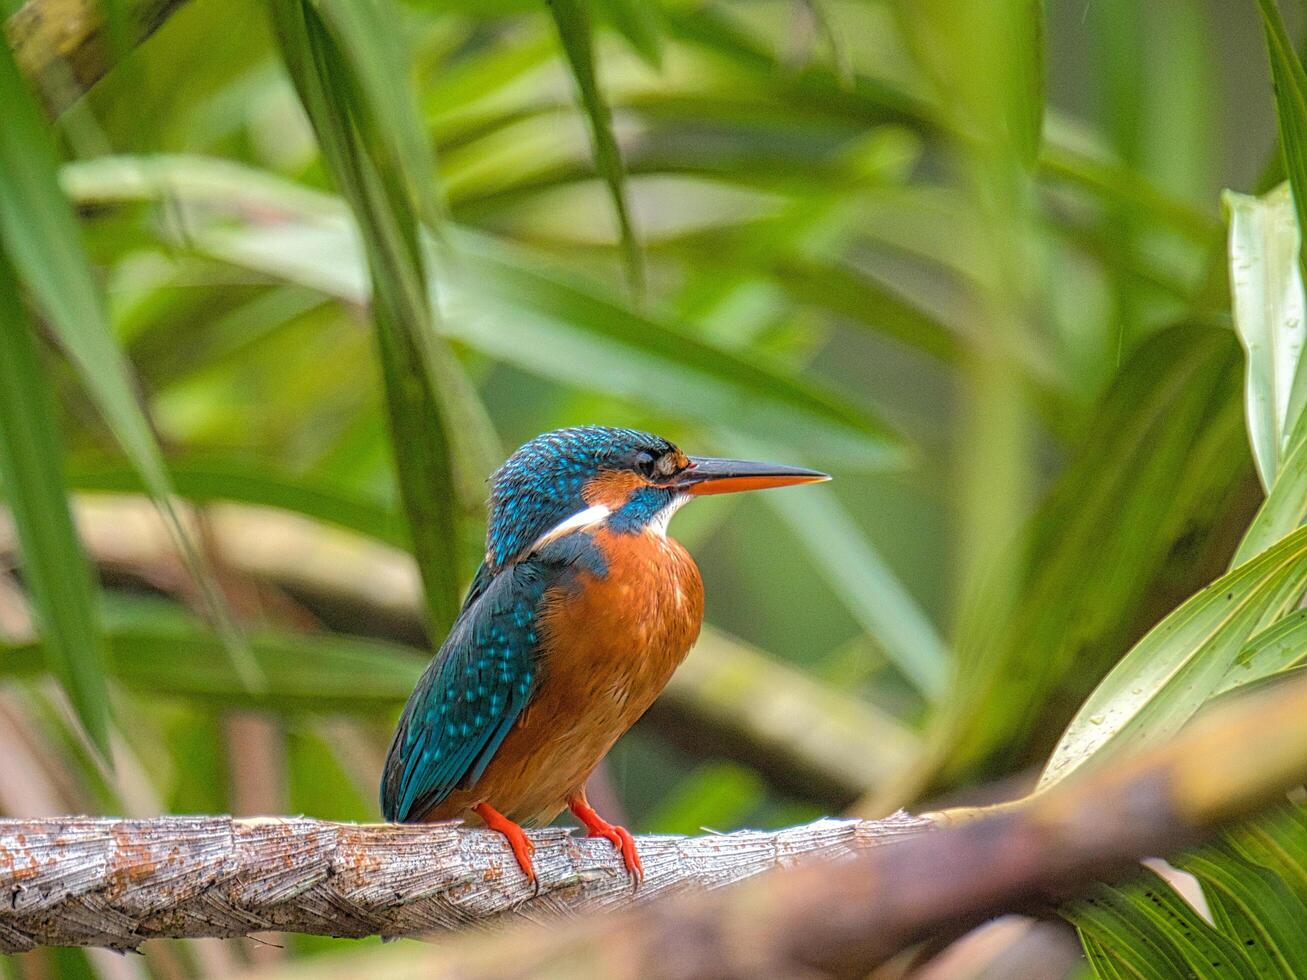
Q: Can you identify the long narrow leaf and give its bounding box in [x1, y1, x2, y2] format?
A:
[269, 0, 470, 635]
[762, 486, 948, 699]
[1214, 609, 1307, 699]
[927, 326, 1247, 791]
[1179, 844, 1307, 978]
[1225, 185, 1307, 491]
[1255, 0, 1307, 279]
[547, 0, 645, 299]
[0, 252, 111, 756]
[1039, 521, 1307, 789]
[0, 31, 261, 692]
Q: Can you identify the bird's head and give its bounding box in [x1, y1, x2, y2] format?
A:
[485, 426, 828, 570]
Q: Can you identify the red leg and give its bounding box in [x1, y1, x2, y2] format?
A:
[473, 802, 536, 886]
[568, 792, 643, 883]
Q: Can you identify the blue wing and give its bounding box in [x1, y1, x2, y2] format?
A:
[380, 537, 606, 823]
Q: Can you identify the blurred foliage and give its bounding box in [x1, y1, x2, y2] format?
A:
[0, 0, 1305, 974]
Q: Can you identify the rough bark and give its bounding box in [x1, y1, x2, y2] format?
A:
[244, 665, 1307, 979]
[0, 813, 931, 952]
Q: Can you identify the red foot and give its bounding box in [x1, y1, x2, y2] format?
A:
[474, 802, 536, 887]
[568, 793, 643, 884]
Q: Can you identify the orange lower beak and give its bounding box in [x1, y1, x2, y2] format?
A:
[677, 456, 830, 496]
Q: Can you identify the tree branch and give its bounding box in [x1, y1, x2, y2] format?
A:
[6, 0, 190, 114]
[247, 665, 1307, 979]
[0, 812, 931, 951]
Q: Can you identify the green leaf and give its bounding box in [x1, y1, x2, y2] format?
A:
[762, 486, 948, 699]
[1039, 520, 1307, 790]
[458, 236, 904, 467]
[0, 250, 110, 756]
[1230, 805, 1307, 907]
[1179, 843, 1307, 978]
[269, 0, 474, 636]
[1078, 932, 1138, 980]
[0, 30, 262, 693]
[1254, 0, 1307, 277]
[1232, 426, 1307, 567]
[1067, 884, 1195, 980]
[1224, 185, 1307, 492]
[593, 0, 664, 67]
[1213, 608, 1307, 699]
[1067, 873, 1259, 980]
[546, 0, 645, 300]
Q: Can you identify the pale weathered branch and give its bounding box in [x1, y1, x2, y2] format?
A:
[0, 812, 931, 952]
[243, 665, 1307, 979]
[6, 0, 191, 114]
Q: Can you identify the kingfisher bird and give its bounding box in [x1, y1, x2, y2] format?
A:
[380, 426, 828, 885]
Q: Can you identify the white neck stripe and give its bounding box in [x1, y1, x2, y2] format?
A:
[529, 503, 611, 552]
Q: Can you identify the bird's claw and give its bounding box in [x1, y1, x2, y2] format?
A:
[568, 794, 644, 886]
[474, 802, 538, 890]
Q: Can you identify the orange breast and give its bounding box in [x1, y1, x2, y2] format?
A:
[422, 527, 703, 825]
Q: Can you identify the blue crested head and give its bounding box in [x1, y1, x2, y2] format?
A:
[483, 426, 831, 571]
[485, 426, 685, 570]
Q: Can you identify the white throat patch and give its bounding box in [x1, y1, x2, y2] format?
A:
[529, 503, 611, 552]
[647, 493, 690, 538]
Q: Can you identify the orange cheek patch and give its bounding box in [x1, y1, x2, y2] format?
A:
[582, 470, 647, 509]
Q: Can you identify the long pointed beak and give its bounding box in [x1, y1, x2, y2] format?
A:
[675, 456, 830, 496]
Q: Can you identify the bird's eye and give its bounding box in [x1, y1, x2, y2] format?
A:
[634, 451, 658, 478]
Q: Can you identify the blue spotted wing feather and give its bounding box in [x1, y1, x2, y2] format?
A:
[381, 559, 548, 822]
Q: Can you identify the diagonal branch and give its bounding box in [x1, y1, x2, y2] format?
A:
[0, 812, 931, 951]
[249, 665, 1307, 979]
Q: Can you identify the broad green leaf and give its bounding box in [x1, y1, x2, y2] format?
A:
[0, 30, 261, 692]
[1078, 933, 1136, 980]
[1067, 885, 1195, 980]
[269, 0, 474, 636]
[1230, 805, 1307, 907]
[1213, 609, 1307, 699]
[1225, 185, 1307, 491]
[1233, 424, 1307, 566]
[1255, 0, 1307, 276]
[1038, 520, 1307, 790]
[1067, 873, 1259, 980]
[1179, 844, 1307, 978]
[546, 0, 645, 300]
[0, 251, 110, 756]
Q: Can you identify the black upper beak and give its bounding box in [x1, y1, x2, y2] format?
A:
[673, 456, 830, 496]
